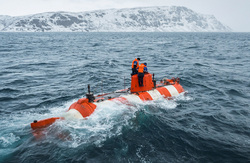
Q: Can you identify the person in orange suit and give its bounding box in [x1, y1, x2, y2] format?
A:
[138, 63, 148, 86]
[131, 58, 140, 75]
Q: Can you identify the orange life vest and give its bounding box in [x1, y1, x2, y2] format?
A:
[138, 64, 145, 73]
[131, 58, 139, 69]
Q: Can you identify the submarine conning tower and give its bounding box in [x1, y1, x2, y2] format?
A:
[130, 73, 154, 93]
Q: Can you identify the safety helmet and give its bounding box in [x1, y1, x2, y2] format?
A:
[144, 63, 147, 66]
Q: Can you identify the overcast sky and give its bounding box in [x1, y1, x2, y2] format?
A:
[0, 0, 249, 32]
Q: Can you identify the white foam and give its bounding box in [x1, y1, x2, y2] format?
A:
[141, 96, 178, 110]
[55, 99, 136, 148]
[0, 133, 20, 147]
[0, 92, 192, 148]
[155, 99, 178, 109]
[174, 92, 193, 101]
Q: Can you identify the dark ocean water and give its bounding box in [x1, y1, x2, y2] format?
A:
[0, 32, 249, 163]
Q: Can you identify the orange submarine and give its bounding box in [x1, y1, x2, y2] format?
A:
[31, 72, 184, 130]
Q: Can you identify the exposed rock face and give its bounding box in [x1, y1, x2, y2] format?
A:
[0, 6, 231, 32]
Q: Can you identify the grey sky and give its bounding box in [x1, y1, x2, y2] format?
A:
[0, 0, 249, 32]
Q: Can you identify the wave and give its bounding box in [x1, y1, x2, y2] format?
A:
[1, 32, 250, 163]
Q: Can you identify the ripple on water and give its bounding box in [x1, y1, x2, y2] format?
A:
[1, 32, 250, 162]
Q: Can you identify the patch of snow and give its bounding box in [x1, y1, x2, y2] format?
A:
[0, 6, 231, 32]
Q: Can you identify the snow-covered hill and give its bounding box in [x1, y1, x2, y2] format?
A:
[0, 6, 231, 32]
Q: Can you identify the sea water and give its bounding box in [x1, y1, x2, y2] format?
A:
[0, 32, 250, 162]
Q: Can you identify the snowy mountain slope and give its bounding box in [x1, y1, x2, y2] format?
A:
[0, 6, 231, 32]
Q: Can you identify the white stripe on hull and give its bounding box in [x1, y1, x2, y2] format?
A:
[165, 85, 179, 97]
[122, 94, 142, 103]
[147, 89, 162, 100]
[63, 109, 83, 119]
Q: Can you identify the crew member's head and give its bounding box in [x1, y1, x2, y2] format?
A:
[137, 58, 141, 61]
[144, 63, 147, 66]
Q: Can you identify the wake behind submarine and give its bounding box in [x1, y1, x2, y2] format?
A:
[31, 63, 185, 130]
